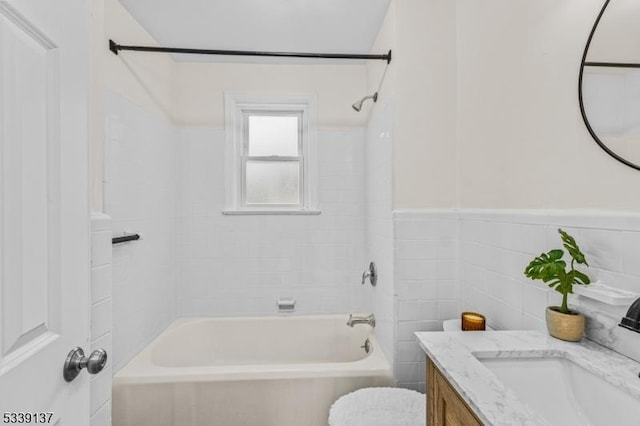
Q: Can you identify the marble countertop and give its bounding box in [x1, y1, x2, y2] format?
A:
[415, 330, 640, 426]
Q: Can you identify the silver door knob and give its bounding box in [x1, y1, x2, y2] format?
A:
[63, 347, 107, 382]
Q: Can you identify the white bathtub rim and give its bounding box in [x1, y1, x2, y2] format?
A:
[114, 364, 393, 385]
[114, 315, 392, 385]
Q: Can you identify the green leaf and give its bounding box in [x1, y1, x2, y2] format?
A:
[558, 228, 589, 266]
[524, 249, 566, 282]
[555, 285, 569, 295]
[573, 269, 590, 285]
[547, 279, 561, 288]
[524, 230, 591, 298]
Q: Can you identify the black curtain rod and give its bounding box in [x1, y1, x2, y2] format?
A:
[109, 40, 391, 63]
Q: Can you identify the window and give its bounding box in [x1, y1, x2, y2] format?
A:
[244, 113, 302, 205]
[224, 93, 319, 214]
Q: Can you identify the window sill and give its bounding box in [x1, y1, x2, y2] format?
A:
[222, 209, 322, 216]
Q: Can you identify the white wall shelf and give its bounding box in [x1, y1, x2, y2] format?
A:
[573, 281, 639, 306]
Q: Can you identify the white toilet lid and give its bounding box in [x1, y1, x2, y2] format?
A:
[442, 319, 461, 331]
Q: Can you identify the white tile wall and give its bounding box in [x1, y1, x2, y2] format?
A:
[104, 91, 179, 370]
[104, 89, 374, 373]
[458, 209, 640, 362]
[90, 214, 112, 426]
[364, 101, 395, 366]
[392, 208, 640, 390]
[393, 210, 458, 392]
[178, 126, 366, 317]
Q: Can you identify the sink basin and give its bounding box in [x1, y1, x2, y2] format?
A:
[478, 356, 640, 426]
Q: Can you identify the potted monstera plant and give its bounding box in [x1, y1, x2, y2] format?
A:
[524, 229, 590, 341]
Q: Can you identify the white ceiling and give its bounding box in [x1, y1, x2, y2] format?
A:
[117, 0, 391, 63]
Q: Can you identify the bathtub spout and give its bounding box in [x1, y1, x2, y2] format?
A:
[347, 314, 375, 328]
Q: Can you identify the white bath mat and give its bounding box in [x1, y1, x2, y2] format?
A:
[328, 387, 425, 426]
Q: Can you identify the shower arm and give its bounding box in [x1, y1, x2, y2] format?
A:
[352, 62, 390, 111]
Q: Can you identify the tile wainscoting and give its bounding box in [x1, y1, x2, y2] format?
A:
[393, 210, 458, 392]
[459, 209, 640, 363]
[393, 209, 640, 391]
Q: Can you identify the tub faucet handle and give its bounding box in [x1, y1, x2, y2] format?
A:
[361, 262, 377, 287]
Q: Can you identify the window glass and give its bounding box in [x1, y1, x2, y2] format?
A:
[245, 161, 300, 205]
[248, 115, 299, 157]
[224, 93, 317, 213]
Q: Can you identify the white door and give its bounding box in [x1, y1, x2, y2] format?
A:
[0, 0, 91, 425]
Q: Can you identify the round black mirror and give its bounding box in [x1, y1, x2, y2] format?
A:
[579, 0, 640, 170]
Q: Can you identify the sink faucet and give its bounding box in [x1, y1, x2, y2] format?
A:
[347, 313, 376, 328]
[620, 297, 640, 333]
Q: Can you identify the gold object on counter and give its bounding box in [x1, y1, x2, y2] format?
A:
[461, 312, 486, 331]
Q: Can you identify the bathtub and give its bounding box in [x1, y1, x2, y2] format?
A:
[112, 315, 393, 426]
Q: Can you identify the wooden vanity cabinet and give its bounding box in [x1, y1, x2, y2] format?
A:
[427, 357, 483, 426]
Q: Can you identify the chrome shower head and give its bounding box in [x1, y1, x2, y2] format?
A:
[352, 92, 378, 112]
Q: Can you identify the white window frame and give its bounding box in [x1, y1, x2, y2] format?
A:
[223, 93, 319, 215]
